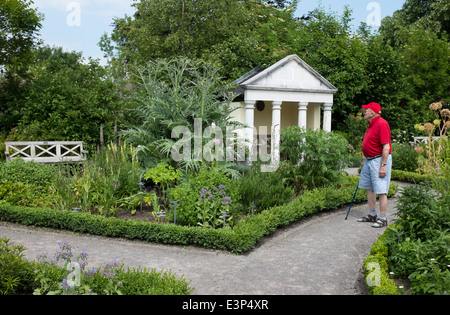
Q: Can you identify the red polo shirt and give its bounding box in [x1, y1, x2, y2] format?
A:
[362, 116, 392, 158]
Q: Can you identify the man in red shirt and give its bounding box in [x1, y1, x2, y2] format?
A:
[357, 102, 392, 228]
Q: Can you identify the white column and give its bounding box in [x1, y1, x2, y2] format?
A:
[272, 101, 282, 130]
[271, 101, 282, 166]
[323, 103, 333, 132]
[244, 100, 256, 156]
[298, 102, 308, 130]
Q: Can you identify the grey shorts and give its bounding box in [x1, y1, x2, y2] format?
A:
[359, 155, 392, 195]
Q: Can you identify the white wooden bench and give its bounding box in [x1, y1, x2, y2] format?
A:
[413, 136, 440, 145]
[5, 141, 88, 163]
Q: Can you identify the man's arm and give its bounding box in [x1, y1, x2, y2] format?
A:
[379, 143, 390, 178]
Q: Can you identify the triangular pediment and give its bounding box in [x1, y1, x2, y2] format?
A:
[238, 55, 337, 93]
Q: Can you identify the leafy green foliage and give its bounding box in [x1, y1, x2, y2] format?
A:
[1, 239, 193, 295]
[48, 143, 143, 216]
[2, 46, 125, 149]
[122, 57, 242, 171]
[391, 142, 419, 172]
[0, 158, 56, 193]
[0, 180, 56, 208]
[237, 168, 294, 214]
[395, 185, 449, 241]
[376, 180, 450, 295]
[0, 237, 36, 295]
[100, 0, 299, 80]
[169, 164, 241, 227]
[0, 0, 43, 71]
[280, 127, 349, 190]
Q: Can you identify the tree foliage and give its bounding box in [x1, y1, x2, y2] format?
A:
[101, 2, 417, 131]
[2, 46, 124, 149]
[0, 0, 43, 72]
[379, 0, 450, 129]
[99, 0, 299, 80]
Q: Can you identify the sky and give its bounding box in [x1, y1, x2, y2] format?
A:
[31, 0, 407, 65]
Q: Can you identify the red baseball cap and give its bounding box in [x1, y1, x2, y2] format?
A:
[362, 102, 381, 114]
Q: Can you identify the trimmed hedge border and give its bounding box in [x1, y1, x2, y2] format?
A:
[0, 176, 398, 254]
[363, 226, 399, 295]
[391, 169, 433, 184]
[362, 169, 433, 295]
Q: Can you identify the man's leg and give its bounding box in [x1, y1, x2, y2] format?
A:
[378, 194, 387, 217]
[357, 189, 377, 222]
[371, 155, 391, 227]
[367, 189, 376, 211]
[372, 194, 388, 228]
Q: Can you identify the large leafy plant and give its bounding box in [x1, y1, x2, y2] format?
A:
[122, 57, 242, 172]
[169, 164, 241, 227]
[280, 126, 349, 190]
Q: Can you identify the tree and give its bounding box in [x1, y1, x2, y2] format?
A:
[5, 46, 124, 149]
[291, 7, 404, 130]
[99, 0, 299, 80]
[380, 0, 449, 47]
[379, 0, 450, 128]
[0, 0, 43, 72]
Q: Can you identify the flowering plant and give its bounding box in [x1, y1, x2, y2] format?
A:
[414, 101, 450, 173]
[34, 242, 123, 295]
[197, 185, 233, 228]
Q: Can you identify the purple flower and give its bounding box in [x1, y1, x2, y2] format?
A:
[222, 196, 232, 205]
[61, 279, 72, 291]
[84, 268, 98, 278]
[200, 188, 210, 198]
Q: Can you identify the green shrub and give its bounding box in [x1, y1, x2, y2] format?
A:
[280, 127, 349, 190]
[390, 169, 432, 183]
[0, 180, 56, 208]
[169, 164, 241, 227]
[408, 255, 450, 295]
[363, 229, 399, 295]
[0, 237, 36, 295]
[391, 142, 419, 172]
[374, 177, 450, 295]
[47, 143, 144, 215]
[32, 241, 193, 295]
[395, 185, 450, 241]
[390, 229, 450, 295]
[0, 158, 56, 193]
[237, 168, 294, 214]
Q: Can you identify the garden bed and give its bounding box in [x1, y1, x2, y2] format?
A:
[0, 176, 398, 254]
[363, 171, 450, 295]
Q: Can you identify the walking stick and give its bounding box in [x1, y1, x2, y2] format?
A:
[345, 180, 359, 220]
[345, 164, 364, 220]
